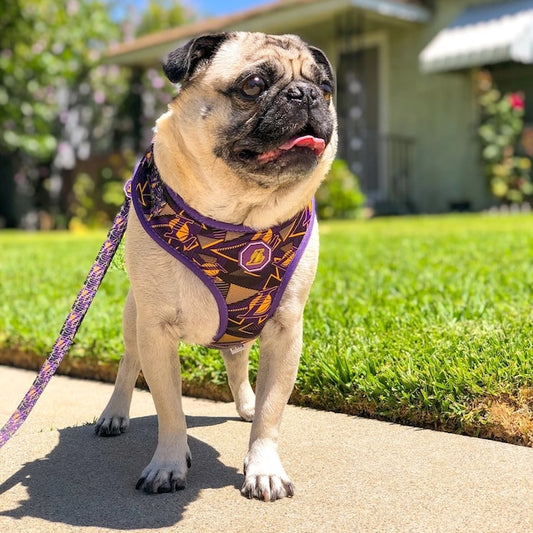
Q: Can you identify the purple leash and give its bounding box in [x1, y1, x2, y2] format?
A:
[0, 186, 131, 448]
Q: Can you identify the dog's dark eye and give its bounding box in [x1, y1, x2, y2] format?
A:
[320, 83, 333, 102]
[241, 76, 267, 97]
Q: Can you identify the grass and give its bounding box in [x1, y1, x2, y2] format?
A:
[1, 213, 533, 444]
[301, 215, 533, 442]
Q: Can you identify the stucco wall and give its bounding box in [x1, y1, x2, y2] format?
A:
[386, 5, 484, 212]
[296, 1, 497, 212]
[392, 0, 498, 212]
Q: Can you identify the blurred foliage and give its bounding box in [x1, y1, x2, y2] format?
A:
[70, 150, 137, 229]
[316, 159, 366, 219]
[477, 70, 533, 204]
[0, 0, 195, 229]
[135, 0, 190, 36]
[69, 0, 194, 228]
[0, 0, 117, 160]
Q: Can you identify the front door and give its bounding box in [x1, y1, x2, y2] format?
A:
[337, 47, 381, 200]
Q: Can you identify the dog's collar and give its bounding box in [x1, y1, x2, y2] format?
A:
[129, 146, 315, 350]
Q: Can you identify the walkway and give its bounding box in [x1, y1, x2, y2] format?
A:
[1, 366, 532, 532]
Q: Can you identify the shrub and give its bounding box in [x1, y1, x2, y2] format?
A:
[315, 159, 366, 219]
[477, 70, 533, 204]
[70, 150, 136, 229]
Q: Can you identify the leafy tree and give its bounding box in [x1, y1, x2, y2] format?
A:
[0, 0, 116, 158]
[1, 0, 196, 228]
[0, 0, 119, 227]
[136, 0, 191, 36]
[67, 0, 195, 227]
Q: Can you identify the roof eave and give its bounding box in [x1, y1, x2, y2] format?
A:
[351, 0, 431, 24]
[104, 0, 327, 66]
[104, 0, 431, 67]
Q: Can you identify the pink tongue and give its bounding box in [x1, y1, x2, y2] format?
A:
[279, 135, 326, 156]
[256, 135, 326, 164]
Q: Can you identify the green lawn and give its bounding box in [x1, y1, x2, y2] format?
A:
[1, 213, 533, 444]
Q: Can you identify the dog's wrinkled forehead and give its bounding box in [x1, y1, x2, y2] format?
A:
[220, 33, 307, 61]
[210, 33, 328, 84]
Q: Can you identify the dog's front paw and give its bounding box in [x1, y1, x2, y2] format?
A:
[94, 415, 129, 437]
[136, 448, 192, 494]
[241, 441, 294, 502]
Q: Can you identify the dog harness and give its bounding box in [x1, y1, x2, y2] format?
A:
[130, 147, 315, 350]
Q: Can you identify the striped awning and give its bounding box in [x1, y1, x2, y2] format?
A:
[419, 0, 533, 73]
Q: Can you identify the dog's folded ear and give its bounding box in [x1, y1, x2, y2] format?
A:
[162, 33, 231, 84]
[308, 46, 335, 92]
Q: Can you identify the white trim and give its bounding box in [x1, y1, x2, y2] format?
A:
[235, 0, 431, 32]
[351, 0, 431, 23]
[419, 3, 533, 73]
[105, 0, 431, 67]
[232, 0, 353, 32]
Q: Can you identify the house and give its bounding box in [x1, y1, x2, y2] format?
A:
[106, 0, 533, 213]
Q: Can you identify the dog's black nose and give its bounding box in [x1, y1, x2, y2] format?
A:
[286, 83, 319, 106]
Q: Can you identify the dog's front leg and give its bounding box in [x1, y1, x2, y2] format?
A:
[241, 316, 302, 502]
[221, 344, 255, 422]
[96, 290, 140, 436]
[135, 313, 191, 493]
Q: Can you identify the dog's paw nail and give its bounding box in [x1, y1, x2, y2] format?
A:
[95, 416, 128, 437]
[286, 482, 295, 497]
[143, 482, 156, 494]
[186, 453, 192, 469]
[171, 474, 187, 491]
[241, 483, 253, 499]
[241, 475, 294, 502]
[136, 461, 189, 494]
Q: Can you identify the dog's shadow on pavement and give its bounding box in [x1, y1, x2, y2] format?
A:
[0, 414, 242, 530]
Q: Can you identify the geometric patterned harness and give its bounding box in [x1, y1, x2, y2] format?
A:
[131, 147, 315, 351]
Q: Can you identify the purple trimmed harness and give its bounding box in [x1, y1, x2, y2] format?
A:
[132, 147, 314, 351]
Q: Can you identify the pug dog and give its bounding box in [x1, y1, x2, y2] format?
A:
[95, 31, 337, 502]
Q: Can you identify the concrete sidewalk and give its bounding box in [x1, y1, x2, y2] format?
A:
[1, 366, 533, 533]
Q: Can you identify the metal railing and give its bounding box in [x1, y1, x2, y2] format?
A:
[381, 133, 415, 210]
[339, 130, 415, 213]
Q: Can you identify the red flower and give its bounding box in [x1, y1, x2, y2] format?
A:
[509, 92, 525, 110]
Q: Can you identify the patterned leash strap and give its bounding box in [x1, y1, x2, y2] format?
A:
[0, 190, 131, 448]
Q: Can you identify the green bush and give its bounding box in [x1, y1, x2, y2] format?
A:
[70, 151, 136, 229]
[477, 70, 533, 204]
[316, 159, 366, 219]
